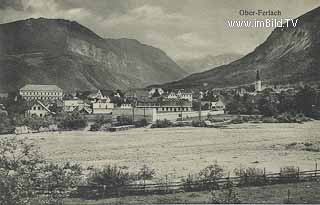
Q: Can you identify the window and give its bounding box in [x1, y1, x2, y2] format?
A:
[38, 106, 41, 110]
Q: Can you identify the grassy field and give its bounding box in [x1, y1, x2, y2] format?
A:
[13, 121, 320, 179]
[64, 181, 320, 204]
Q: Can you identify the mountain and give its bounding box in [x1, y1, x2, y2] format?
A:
[177, 53, 243, 74]
[0, 18, 187, 92]
[162, 7, 320, 89]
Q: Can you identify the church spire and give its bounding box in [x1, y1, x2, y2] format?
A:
[256, 70, 260, 81]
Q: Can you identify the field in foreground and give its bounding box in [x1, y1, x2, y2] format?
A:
[64, 181, 320, 204]
[12, 121, 320, 179]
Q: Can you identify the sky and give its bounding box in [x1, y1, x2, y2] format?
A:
[0, 0, 319, 60]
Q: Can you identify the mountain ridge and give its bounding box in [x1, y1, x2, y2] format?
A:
[162, 6, 320, 89]
[177, 53, 243, 74]
[0, 18, 187, 92]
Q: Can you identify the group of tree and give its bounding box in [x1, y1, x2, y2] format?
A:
[226, 86, 319, 118]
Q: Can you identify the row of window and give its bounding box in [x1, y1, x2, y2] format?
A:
[21, 91, 62, 96]
[157, 107, 191, 112]
[23, 96, 62, 100]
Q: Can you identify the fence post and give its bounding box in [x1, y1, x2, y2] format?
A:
[263, 167, 266, 184]
[165, 174, 168, 193]
[297, 167, 300, 181]
[315, 162, 318, 177]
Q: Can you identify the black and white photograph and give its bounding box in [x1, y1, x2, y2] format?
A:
[0, 0, 320, 204]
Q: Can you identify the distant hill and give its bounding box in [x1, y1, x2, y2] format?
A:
[0, 18, 187, 92]
[162, 7, 320, 89]
[177, 53, 243, 74]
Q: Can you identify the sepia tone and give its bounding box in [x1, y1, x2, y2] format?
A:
[0, 0, 320, 204]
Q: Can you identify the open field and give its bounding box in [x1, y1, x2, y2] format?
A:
[11, 121, 320, 179]
[64, 181, 320, 204]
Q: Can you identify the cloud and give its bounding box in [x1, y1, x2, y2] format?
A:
[102, 4, 186, 28]
[176, 33, 213, 48]
[0, 0, 319, 61]
[0, 0, 25, 10]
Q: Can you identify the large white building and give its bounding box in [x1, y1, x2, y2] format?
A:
[19, 84, 63, 101]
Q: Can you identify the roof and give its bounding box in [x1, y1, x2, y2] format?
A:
[100, 90, 114, 97]
[20, 84, 62, 91]
[29, 100, 53, 113]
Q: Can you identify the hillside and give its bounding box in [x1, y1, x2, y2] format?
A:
[163, 7, 320, 89]
[0, 18, 187, 92]
[177, 53, 243, 74]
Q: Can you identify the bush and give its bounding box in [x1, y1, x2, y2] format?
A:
[87, 165, 134, 188]
[192, 120, 206, 127]
[134, 118, 148, 128]
[115, 116, 133, 126]
[210, 180, 241, 204]
[58, 112, 87, 130]
[0, 137, 83, 205]
[0, 114, 14, 134]
[151, 119, 173, 128]
[234, 167, 266, 186]
[90, 116, 112, 131]
[230, 116, 244, 124]
[279, 166, 299, 182]
[198, 163, 224, 190]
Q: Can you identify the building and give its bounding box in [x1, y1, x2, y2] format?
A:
[27, 100, 53, 117]
[149, 88, 164, 97]
[0, 92, 8, 100]
[166, 90, 193, 102]
[19, 84, 63, 101]
[210, 100, 226, 111]
[0, 104, 8, 116]
[136, 98, 192, 112]
[88, 90, 113, 102]
[255, 70, 262, 92]
[63, 99, 92, 114]
[92, 101, 114, 114]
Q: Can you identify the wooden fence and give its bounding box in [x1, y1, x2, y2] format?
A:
[33, 168, 320, 199]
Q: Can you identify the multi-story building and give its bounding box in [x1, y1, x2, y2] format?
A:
[136, 98, 192, 112]
[19, 84, 63, 101]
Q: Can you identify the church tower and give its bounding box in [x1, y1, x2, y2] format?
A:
[255, 70, 262, 92]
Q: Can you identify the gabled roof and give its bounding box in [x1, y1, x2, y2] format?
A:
[29, 100, 54, 113]
[20, 84, 62, 91]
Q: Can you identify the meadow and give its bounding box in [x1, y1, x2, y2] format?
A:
[15, 121, 320, 179]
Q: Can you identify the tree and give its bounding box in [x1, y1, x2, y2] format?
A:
[5, 95, 29, 116]
[137, 165, 155, 186]
[295, 86, 317, 117]
[199, 162, 224, 190]
[0, 137, 82, 205]
[257, 97, 278, 116]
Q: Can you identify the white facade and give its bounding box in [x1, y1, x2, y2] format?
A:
[255, 80, 262, 92]
[92, 102, 114, 114]
[19, 84, 63, 101]
[27, 101, 51, 117]
[64, 100, 85, 112]
[210, 100, 226, 111]
[167, 90, 193, 102]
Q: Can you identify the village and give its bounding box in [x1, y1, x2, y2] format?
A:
[0, 70, 319, 135]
